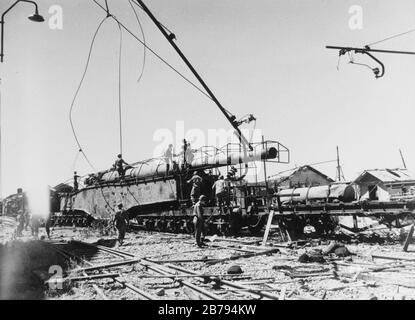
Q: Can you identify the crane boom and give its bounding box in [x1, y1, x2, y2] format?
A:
[135, 0, 253, 151]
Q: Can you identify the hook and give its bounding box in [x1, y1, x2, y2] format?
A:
[338, 47, 385, 78]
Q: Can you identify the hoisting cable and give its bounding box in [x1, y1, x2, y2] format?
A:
[130, 0, 176, 39]
[92, 0, 235, 117]
[92, 0, 211, 101]
[69, 16, 111, 172]
[104, 0, 110, 16]
[128, 0, 147, 83]
[117, 21, 123, 155]
[71, 149, 81, 172]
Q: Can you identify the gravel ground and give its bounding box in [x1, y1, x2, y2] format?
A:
[1, 216, 415, 300]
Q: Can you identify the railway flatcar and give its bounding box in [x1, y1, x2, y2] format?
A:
[55, 141, 289, 235]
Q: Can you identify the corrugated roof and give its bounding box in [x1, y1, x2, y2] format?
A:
[354, 168, 415, 183]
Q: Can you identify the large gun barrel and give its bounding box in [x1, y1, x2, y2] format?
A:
[100, 145, 278, 182]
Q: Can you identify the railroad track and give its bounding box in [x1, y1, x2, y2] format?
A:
[45, 236, 289, 300]
[46, 240, 159, 300]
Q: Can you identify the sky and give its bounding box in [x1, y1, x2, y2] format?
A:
[1, 0, 415, 198]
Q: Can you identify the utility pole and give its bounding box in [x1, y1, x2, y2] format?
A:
[0, 78, 2, 204]
[262, 136, 269, 205]
[336, 146, 345, 182]
[399, 149, 407, 169]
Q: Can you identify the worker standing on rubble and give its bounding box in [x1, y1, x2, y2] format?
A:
[16, 210, 25, 237]
[24, 209, 30, 231]
[113, 203, 129, 246]
[187, 171, 203, 205]
[114, 154, 129, 179]
[193, 195, 207, 247]
[31, 216, 40, 239]
[45, 212, 52, 239]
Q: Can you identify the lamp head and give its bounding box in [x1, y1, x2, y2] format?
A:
[28, 11, 44, 22]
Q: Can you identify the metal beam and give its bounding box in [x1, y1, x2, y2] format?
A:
[326, 46, 415, 55]
[135, 0, 253, 150]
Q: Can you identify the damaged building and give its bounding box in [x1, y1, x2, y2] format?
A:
[268, 165, 334, 190]
[353, 168, 415, 201]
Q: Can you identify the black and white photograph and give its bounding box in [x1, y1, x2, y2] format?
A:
[1, 0, 415, 310]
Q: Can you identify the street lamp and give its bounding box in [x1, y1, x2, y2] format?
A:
[0, 0, 45, 63]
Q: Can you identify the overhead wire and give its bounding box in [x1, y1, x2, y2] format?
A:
[92, 0, 235, 117]
[69, 16, 111, 172]
[268, 160, 337, 179]
[70, 1, 241, 186]
[367, 27, 415, 47]
[71, 151, 81, 173]
[130, 0, 175, 38]
[92, 0, 213, 102]
[117, 22, 123, 155]
[128, 0, 146, 83]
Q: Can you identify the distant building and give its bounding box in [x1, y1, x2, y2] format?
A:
[268, 165, 334, 190]
[53, 183, 73, 194]
[353, 168, 415, 201]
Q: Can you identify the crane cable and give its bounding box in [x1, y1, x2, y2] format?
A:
[91, 0, 235, 117]
[117, 22, 123, 155]
[128, 0, 147, 83]
[131, 0, 176, 40]
[69, 16, 110, 172]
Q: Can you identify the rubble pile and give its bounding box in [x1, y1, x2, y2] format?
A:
[2, 217, 415, 300]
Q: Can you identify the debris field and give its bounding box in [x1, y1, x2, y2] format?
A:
[2, 216, 415, 300]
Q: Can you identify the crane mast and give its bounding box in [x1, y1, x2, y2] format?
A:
[135, 0, 253, 151]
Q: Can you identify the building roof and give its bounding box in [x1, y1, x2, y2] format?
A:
[53, 183, 73, 193]
[354, 168, 415, 184]
[268, 165, 334, 185]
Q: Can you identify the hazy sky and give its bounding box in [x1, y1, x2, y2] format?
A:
[1, 0, 415, 197]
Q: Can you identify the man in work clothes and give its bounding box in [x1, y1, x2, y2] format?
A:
[187, 171, 203, 205]
[193, 195, 207, 248]
[24, 209, 30, 231]
[212, 175, 228, 210]
[16, 211, 25, 237]
[31, 216, 40, 239]
[45, 212, 52, 239]
[113, 203, 129, 246]
[185, 143, 195, 166]
[164, 144, 175, 175]
[73, 171, 80, 191]
[114, 154, 129, 179]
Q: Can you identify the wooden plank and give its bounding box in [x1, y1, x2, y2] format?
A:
[262, 210, 276, 246]
[137, 273, 251, 279]
[356, 273, 415, 289]
[73, 259, 140, 272]
[63, 273, 120, 282]
[144, 263, 222, 300]
[206, 248, 280, 265]
[164, 263, 281, 300]
[371, 254, 415, 262]
[403, 224, 415, 252]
